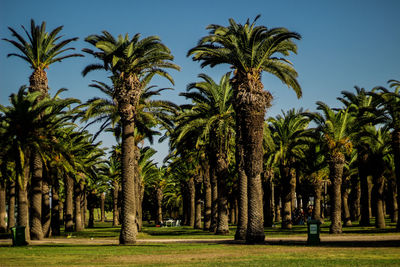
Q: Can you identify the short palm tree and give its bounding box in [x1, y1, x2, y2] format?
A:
[83, 31, 179, 244]
[188, 16, 301, 243]
[307, 102, 354, 234]
[3, 19, 82, 239]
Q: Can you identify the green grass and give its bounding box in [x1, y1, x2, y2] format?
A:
[1, 242, 400, 266]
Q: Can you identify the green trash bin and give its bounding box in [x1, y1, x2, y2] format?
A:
[11, 226, 27, 246]
[307, 220, 321, 245]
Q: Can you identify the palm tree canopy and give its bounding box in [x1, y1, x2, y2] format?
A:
[82, 31, 180, 85]
[3, 19, 82, 70]
[188, 16, 302, 98]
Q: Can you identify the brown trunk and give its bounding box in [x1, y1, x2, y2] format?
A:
[229, 199, 236, 224]
[64, 174, 74, 232]
[234, 130, 248, 240]
[18, 160, 30, 242]
[113, 179, 120, 226]
[194, 177, 202, 229]
[100, 192, 105, 222]
[134, 145, 142, 232]
[30, 150, 43, 240]
[137, 181, 144, 232]
[280, 165, 293, 229]
[74, 181, 83, 232]
[203, 162, 212, 230]
[87, 192, 95, 228]
[233, 72, 268, 244]
[7, 181, 16, 231]
[51, 179, 60, 236]
[349, 175, 361, 222]
[329, 152, 345, 234]
[389, 178, 398, 223]
[42, 175, 51, 237]
[215, 152, 229, 235]
[373, 167, 386, 229]
[188, 177, 195, 227]
[156, 187, 163, 224]
[359, 151, 370, 226]
[342, 178, 352, 227]
[209, 165, 218, 232]
[313, 178, 323, 222]
[82, 186, 86, 229]
[59, 201, 64, 225]
[274, 187, 281, 223]
[0, 180, 6, 233]
[291, 169, 297, 212]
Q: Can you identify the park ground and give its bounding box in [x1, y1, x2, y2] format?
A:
[0, 218, 400, 266]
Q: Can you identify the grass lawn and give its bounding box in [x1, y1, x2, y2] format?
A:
[0, 218, 399, 266]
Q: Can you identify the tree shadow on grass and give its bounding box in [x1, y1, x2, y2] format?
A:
[264, 239, 400, 248]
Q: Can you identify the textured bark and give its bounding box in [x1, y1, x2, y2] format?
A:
[233, 72, 268, 244]
[74, 181, 84, 232]
[100, 192, 105, 222]
[30, 150, 43, 240]
[82, 187, 86, 229]
[388, 178, 398, 223]
[313, 178, 323, 221]
[51, 180, 60, 236]
[203, 162, 212, 230]
[342, 178, 352, 227]
[194, 177, 202, 229]
[188, 177, 195, 228]
[18, 161, 30, 241]
[234, 136, 247, 240]
[42, 176, 51, 237]
[215, 154, 229, 235]
[135, 146, 143, 232]
[29, 69, 48, 95]
[156, 187, 163, 224]
[0, 180, 6, 233]
[329, 152, 345, 234]
[290, 169, 297, 212]
[274, 186, 281, 223]
[374, 174, 386, 229]
[209, 165, 218, 233]
[64, 175, 74, 232]
[280, 165, 293, 229]
[349, 175, 361, 222]
[87, 192, 95, 228]
[359, 151, 371, 226]
[113, 180, 120, 226]
[7, 181, 16, 231]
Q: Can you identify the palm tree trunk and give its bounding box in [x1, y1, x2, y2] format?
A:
[64, 174, 74, 232]
[137, 182, 144, 232]
[216, 154, 229, 235]
[375, 173, 386, 229]
[113, 179, 120, 226]
[7, 181, 16, 231]
[155, 187, 163, 224]
[203, 162, 212, 230]
[100, 192, 105, 222]
[342, 178, 352, 227]
[234, 136, 247, 240]
[119, 117, 138, 244]
[263, 170, 274, 227]
[87, 191, 95, 228]
[74, 181, 83, 232]
[194, 177, 202, 229]
[313, 178, 322, 221]
[280, 165, 293, 229]
[30, 151, 43, 240]
[188, 176, 195, 228]
[349, 175, 361, 222]
[51, 180, 60, 236]
[42, 175, 51, 237]
[209, 166, 218, 232]
[388, 178, 398, 223]
[359, 153, 370, 226]
[18, 161, 30, 242]
[0, 180, 6, 233]
[291, 169, 297, 212]
[81, 186, 86, 229]
[329, 153, 345, 234]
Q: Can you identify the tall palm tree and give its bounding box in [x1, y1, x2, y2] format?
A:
[372, 80, 400, 228]
[3, 19, 82, 240]
[173, 73, 235, 234]
[268, 109, 311, 229]
[188, 16, 301, 243]
[83, 31, 179, 244]
[308, 102, 354, 234]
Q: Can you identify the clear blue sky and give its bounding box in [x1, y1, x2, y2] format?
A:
[1, 0, 399, 164]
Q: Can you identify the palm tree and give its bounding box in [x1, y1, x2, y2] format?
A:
[372, 80, 400, 228]
[307, 102, 354, 234]
[173, 73, 235, 234]
[83, 31, 179, 244]
[188, 16, 301, 243]
[3, 19, 82, 240]
[268, 109, 311, 229]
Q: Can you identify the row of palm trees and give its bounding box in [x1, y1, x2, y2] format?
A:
[0, 17, 399, 246]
